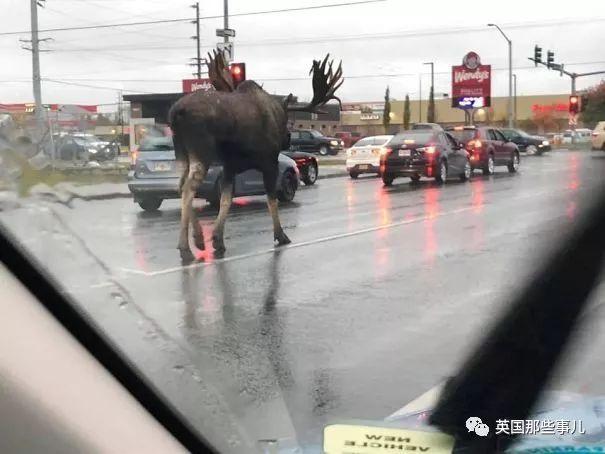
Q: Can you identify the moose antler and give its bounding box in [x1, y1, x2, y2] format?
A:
[288, 54, 343, 113]
[207, 49, 234, 92]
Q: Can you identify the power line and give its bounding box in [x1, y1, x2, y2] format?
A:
[0, 0, 385, 36]
[43, 78, 155, 94]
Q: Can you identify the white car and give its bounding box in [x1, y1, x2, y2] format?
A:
[562, 128, 592, 144]
[591, 121, 605, 150]
[346, 135, 393, 179]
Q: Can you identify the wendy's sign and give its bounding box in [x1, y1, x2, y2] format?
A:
[452, 52, 491, 109]
[182, 78, 214, 93]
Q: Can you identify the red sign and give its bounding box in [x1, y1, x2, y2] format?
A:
[531, 103, 568, 113]
[182, 79, 214, 93]
[452, 52, 491, 108]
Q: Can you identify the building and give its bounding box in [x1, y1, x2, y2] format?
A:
[339, 94, 573, 136]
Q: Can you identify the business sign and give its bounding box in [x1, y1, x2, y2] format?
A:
[182, 78, 214, 93]
[452, 52, 491, 109]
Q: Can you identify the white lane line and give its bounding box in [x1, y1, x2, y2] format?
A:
[120, 186, 573, 278]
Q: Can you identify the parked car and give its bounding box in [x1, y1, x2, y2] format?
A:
[379, 130, 471, 186]
[346, 135, 393, 178]
[289, 129, 344, 156]
[54, 134, 117, 161]
[281, 150, 318, 185]
[334, 131, 362, 148]
[411, 123, 443, 131]
[591, 121, 605, 150]
[128, 136, 300, 211]
[563, 128, 592, 144]
[500, 128, 551, 155]
[446, 126, 520, 175]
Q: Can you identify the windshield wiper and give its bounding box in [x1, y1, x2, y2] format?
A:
[429, 184, 605, 452]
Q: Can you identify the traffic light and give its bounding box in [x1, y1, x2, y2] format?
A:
[534, 45, 542, 65]
[229, 62, 246, 88]
[569, 95, 580, 114]
[547, 50, 555, 68]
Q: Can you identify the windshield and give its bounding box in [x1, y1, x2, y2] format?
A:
[2, 3, 605, 454]
[139, 136, 174, 151]
[389, 131, 436, 146]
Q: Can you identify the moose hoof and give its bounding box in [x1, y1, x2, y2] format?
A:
[212, 236, 226, 254]
[193, 234, 205, 251]
[178, 247, 195, 264]
[275, 230, 291, 246]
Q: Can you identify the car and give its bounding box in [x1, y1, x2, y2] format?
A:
[411, 122, 444, 131]
[379, 130, 471, 186]
[591, 121, 605, 150]
[128, 136, 300, 211]
[562, 128, 592, 144]
[54, 134, 117, 161]
[500, 128, 551, 155]
[289, 129, 344, 156]
[335, 131, 362, 148]
[281, 150, 318, 185]
[446, 126, 520, 175]
[346, 135, 393, 179]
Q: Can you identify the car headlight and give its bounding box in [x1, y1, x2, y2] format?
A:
[88, 148, 98, 154]
[330, 140, 338, 146]
[542, 140, 549, 146]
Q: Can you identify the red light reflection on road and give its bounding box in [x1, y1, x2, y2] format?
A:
[375, 189, 392, 239]
[566, 201, 577, 220]
[567, 154, 580, 191]
[471, 179, 485, 213]
[423, 187, 440, 264]
[194, 223, 214, 262]
[346, 180, 356, 231]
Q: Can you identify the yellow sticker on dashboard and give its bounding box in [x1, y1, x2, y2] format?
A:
[323, 424, 455, 454]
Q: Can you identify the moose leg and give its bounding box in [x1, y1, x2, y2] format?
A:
[211, 174, 234, 254]
[263, 168, 291, 246]
[178, 159, 207, 260]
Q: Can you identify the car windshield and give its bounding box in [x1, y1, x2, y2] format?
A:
[139, 136, 174, 151]
[447, 129, 477, 143]
[2, 3, 605, 454]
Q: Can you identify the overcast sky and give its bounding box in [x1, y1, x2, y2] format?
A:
[2, 0, 605, 112]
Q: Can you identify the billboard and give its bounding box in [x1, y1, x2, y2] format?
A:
[182, 78, 214, 93]
[452, 52, 491, 109]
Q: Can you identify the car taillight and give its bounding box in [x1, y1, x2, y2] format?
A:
[592, 132, 599, 137]
[347, 149, 356, 156]
[424, 146, 436, 154]
[380, 147, 392, 157]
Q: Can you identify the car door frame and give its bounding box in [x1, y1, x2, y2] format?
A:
[300, 131, 315, 153]
[486, 128, 505, 164]
[444, 132, 467, 172]
[493, 129, 513, 163]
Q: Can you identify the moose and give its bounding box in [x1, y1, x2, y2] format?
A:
[169, 51, 343, 261]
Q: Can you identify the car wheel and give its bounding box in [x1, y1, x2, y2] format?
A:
[460, 159, 472, 181]
[349, 171, 359, 179]
[508, 152, 520, 173]
[483, 154, 495, 175]
[410, 174, 421, 183]
[318, 145, 329, 156]
[278, 170, 297, 202]
[138, 197, 162, 212]
[382, 174, 394, 186]
[302, 163, 318, 185]
[435, 160, 448, 184]
[526, 145, 538, 155]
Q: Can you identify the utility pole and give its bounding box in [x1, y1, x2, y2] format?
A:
[190, 2, 202, 79]
[418, 75, 422, 123]
[223, 0, 229, 44]
[24, 0, 49, 134]
[488, 23, 513, 128]
[513, 74, 517, 127]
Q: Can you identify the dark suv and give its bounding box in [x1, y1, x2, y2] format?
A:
[446, 126, 520, 175]
[500, 128, 551, 155]
[379, 130, 471, 186]
[289, 129, 344, 156]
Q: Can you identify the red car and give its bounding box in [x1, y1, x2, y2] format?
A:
[335, 131, 362, 148]
[446, 126, 520, 175]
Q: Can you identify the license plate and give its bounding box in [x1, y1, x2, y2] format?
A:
[399, 149, 411, 157]
[359, 164, 369, 170]
[154, 162, 172, 171]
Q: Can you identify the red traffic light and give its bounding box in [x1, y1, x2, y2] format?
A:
[569, 95, 580, 114]
[229, 63, 246, 87]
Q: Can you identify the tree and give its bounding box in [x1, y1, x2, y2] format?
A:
[403, 94, 411, 130]
[382, 86, 391, 133]
[427, 86, 436, 123]
[580, 80, 605, 127]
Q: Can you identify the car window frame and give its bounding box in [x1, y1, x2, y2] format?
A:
[494, 130, 508, 142]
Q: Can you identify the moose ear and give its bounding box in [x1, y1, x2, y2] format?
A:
[282, 93, 294, 111]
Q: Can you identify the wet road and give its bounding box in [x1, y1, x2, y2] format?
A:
[3, 150, 605, 453]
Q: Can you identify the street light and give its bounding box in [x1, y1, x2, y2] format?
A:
[488, 23, 513, 128]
